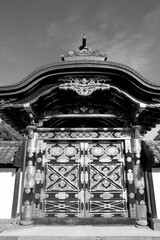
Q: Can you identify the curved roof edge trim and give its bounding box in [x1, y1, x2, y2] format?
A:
[0, 61, 160, 93]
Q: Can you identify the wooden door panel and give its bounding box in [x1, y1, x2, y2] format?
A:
[44, 142, 83, 217]
[44, 141, 127, 218]
[85, 142, 127, 217]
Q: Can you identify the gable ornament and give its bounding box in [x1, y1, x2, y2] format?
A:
[59, 78, 110, 96]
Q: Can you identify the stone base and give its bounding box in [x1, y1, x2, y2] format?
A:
[19, 220, 34, 226]
[136, 219, 148, 227]
[149, 218, 160, 231]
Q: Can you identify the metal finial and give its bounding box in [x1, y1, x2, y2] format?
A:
[82, 34, 86, 47]
[79, 34, 87, 50]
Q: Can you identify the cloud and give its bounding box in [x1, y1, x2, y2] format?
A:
[36, 13, 84, 52]
[91, 7, 160, 83]
[0, 37, 21, 64]
[34, 4, 160, 84]
[143, 7, 160, 34]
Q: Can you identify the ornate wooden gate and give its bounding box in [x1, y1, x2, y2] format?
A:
[44, 141, 127, 218]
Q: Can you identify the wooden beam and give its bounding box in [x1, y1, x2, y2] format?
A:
[37, 127, 131, 132]
[48, 114, 117, 118]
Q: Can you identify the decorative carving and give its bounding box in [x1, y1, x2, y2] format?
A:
[46, 143, 80, 160]
[0, 98, 20, 107]
[105, 145, 119, 156]
[24, 165, 36, 188]
[92, 146, 105, 156]
[127, 169, 133, 184]
[100, 192, 113, 199]
[35, 169, 44, 184]
[35, 193, 40, 199]
[85, 190, 93, 202]
[127, 157, 132, 162]
[132, 136, 147, 223]
[90, 163, 123, 190]
[49, 146, 63, 156]
[129, 204, 136, 218]
[76, 190, 84, 202]
[25, 188, 31, 194]
[59, 78, 110, 96]
[80, 106, 89, 113]
[124, 139, 136, 218]
[88, 142, 122, 162]
[44, 144, 81, 217]
[28, 129, 34, 139]
[40, 189, 48, 201]
[71, 131, 98, 138]
[37, 157, 42, 163]
[148, 103, 160, 108]
[130, 193, 135, 199]
[55, 192, 69, 200]
[32, 203, 40, 217]
[46, 164, 78, 191]
[64, 146, 77, 156]
[38, 130, 131, 140]
[71, 105, 99, 114]
[131, 139, 141, 154]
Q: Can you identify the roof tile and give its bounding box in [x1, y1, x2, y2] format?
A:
[144, 140, 160, 164]
[0, 141, 22, 164]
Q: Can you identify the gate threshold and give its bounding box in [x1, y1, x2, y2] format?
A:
[34, 217, 136, 225]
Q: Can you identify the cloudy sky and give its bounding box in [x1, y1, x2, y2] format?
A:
[0, 0, 160, 86]
[0, 0, 160, 138]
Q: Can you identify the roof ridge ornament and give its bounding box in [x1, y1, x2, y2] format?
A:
[79, 34, 87, 51]
[61, 34, 107, 61]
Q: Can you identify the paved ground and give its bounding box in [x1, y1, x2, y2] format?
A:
[1, 226, 160, 240]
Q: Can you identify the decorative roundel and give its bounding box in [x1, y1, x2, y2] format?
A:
[92, 146, 105, 156]
[105, 145, 119, 156]
[69, 50, 75, 56]
[64, 146, 77, 156]
[49, 146, 63, 156]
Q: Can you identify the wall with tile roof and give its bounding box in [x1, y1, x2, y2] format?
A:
[0, 141, 22, 164]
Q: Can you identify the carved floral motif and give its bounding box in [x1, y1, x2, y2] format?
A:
[55, 192, 69, 199]
[59, 78, 110, 96]
[100, 192, 113, 199]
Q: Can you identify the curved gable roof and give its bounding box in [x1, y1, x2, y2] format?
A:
[0, 60, 160, 104]
[0, 59, 160, 134]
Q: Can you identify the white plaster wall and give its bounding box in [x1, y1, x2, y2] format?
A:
[0, 168, 16, 218]
[17, 171, 23, 216]
[152, 168, 160, 219]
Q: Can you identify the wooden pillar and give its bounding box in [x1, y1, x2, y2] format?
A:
[124, 140, 136, 218]
[33, 139, 46, 218]
[131, 125, 147, 226]
[20, 126, 38, 225]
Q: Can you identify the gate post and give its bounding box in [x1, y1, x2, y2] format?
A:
[131, 125, 147, 226]
[20, 126, 38, 225]
[124, 139, 136, 218]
